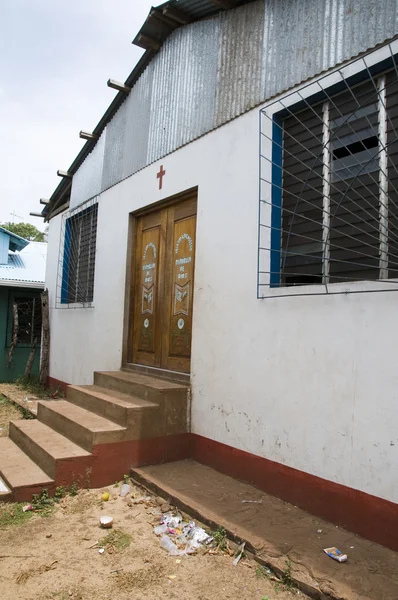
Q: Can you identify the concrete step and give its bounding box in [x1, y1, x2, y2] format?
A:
[67, 385, 158, 427]
[37, 400, 127, 452]
[93, 372, 189, 435]
[9, 420, 92, 480]
[0, 437, 54, 502]
[123, 364, 190, 385]
[94, 370, 188, 403]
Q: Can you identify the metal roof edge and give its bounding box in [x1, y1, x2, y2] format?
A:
[42, 0, 253, 220]
[0, 280, 45, 289]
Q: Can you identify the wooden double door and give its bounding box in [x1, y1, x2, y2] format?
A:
[131, 194, 197, 373]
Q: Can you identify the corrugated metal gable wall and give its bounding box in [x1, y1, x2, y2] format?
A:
[70, 0, 398, 208]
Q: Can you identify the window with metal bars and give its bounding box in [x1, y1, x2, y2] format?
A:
[61, 203, 98, 304]
[7, 295, 42, 346]
[279, 69, 398, 286]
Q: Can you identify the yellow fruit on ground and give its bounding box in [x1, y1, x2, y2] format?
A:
[102, 492, 110, 502]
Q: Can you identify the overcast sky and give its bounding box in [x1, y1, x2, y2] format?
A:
[0, 0, 154, 231]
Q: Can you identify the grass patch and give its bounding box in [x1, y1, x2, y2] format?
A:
[275, 560, 298, 593]
[212, 526, 228, 551]
[100, 529, 132, 553]
[31, 489, 56, 516]
[256, 565, 277, 580]
[15, 375, 53, 398]
[0, 394, 22, 435]
[0, 502, 34, 528]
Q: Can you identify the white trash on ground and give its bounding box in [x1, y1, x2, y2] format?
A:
[155, 512, 213, 555]
[233, 542, 245, 566]
[323, 547, 348, 562]
[120, 484, 130, 497]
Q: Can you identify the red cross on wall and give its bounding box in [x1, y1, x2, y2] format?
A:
[157, 165, 166, 190]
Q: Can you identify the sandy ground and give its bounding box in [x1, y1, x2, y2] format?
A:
[0, 382, 62, 418]
[0, 393, 23, 437]
[0, 484, 304, 600]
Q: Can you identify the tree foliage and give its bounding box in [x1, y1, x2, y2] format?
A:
[0, 222, 45, 242]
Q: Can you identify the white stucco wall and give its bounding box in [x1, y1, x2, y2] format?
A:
[46, 99, 398, 505]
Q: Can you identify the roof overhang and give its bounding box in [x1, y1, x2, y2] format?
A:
[41, 0, 252, 221]
[0, 227, 29, 252]
[0, 280, 45, 289]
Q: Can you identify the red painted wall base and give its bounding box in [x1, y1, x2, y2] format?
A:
[191, 434, 398, 552]
[48, 376, 69, 396]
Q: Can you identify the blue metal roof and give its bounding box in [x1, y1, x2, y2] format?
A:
[0, 227, 29, 252]
[0, 242, 47, 288]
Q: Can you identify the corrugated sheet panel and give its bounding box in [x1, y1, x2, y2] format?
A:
[102, 100, 127, 190]
[70, 130, 106, 208]
[147, 16, 219, 164]
[72, 0, 398, 205]
[0, 242, 47, 285]
[175, 0, 223, 19]
[215, 2, 265, 124]
[123, 61, 155, 178]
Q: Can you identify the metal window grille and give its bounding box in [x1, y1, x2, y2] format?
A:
[258, 42, 398, 298]
[56, 198, 98, 307]
[9, 297, 42, 345]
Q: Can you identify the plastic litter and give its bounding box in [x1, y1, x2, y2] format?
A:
[100, 516, 113, 528]
[233, 542, 245, 566]
[154, 524, 168, 536]
[134, 496, 153, 504]
[160, 535, 181, 556]
[162, 513, 183, 528]
[156, 512, 214, 555]
[98, 548, 105, 554]
[120, 484, 130, 497]
[242, 500, 263, 504]
[22, 504, 33, 512]
[183, 522, 213, 548]
[323, 547, 347, 562]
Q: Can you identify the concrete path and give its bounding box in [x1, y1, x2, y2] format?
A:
[131, 459, 398, 600]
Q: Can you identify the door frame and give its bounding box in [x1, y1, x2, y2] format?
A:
[122, 187, 198, 371]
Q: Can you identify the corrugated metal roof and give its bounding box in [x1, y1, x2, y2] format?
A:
[0, 242, 47, 287]
[42, 0, 252, 218]
[43, 0, 398, 217]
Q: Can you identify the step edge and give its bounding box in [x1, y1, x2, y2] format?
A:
[68, 385, 159, 409]
[9, 421, 57, 478]
[94, 370, 188, 391]
[37, 401, 127, 432]
[0, 439, 54, 489]
[9, 420, 91, 459]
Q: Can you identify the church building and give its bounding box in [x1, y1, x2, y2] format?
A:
[2, 0, 398, 552]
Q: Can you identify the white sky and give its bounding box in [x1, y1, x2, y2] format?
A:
[0, 0, 154, 231]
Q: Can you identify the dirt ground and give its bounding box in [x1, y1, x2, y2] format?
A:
[0, 382, 62, 419]
[0, 483, 304, 600]
[0, 393, 23, 437]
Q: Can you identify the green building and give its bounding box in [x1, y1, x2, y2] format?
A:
[0, 227, 47, 382]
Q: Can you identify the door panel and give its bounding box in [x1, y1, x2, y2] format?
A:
[131, 194, 196, 373]
[132, 211, 166, 367]
[163, 206, 196, 372]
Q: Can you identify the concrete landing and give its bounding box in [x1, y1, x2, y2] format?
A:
[131, 459, 398, 600]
